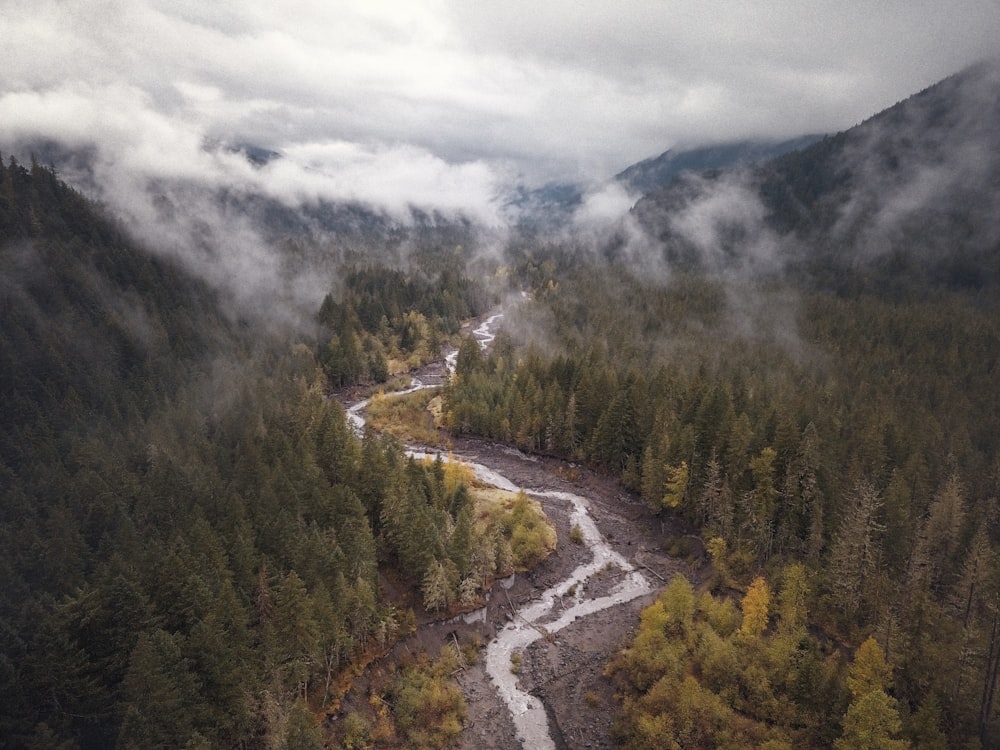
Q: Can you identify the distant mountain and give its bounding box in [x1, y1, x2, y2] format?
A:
[504, 181, 585, 228]
[631, 60, 1000, 291]
[616, 135, 823, 196]
[509, 136, 822, 229]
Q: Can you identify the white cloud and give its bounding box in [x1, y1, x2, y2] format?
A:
[665, 172, 783, 275]
[263, 141, 505, 224]
[572, 182, 637, 230]
[1, 0, 996, 331]
[3, 0, 999, 205]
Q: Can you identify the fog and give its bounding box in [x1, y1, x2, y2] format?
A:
[2, 0, 998, 334]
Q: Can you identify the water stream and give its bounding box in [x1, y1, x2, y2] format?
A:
[344, 312, 653, 749]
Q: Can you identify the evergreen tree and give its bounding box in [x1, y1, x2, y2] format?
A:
[284, 698, 324, 750]
[739, 576, 772, 639]
[847, 638, 893, 699]
[835, 689, 909, 750]
[828, 478, 885, 621]
[117, 630, 202, 749]
[777, 563, 810, 634]
[698, 452, 733, 536]
[268, 572, 320, 699]
[422, 560, 455, 613]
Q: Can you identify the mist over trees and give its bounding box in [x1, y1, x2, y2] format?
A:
[0, 157, 513, 748]
[3, 59, 1000, 749]
[630, 61, 1000, 291]
[441, 63, 1000, 747]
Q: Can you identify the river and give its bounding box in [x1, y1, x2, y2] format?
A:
[345, 312, 654, 749]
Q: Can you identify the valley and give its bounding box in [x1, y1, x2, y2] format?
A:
[340, 312, 692, 749]
[3, 54, 1000, 749]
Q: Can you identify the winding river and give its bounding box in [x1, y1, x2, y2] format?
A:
[346, 312, 653, 749]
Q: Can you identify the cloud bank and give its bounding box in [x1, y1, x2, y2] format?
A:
[1, 0, 998, 322]
[4, 1, 999, 191]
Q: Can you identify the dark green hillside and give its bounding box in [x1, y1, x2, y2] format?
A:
[447, 241, 1000, 747]
[616, 134, 822, 196]
[443, 64, 1000, 747]
[0, 159, 504, 749]
[633, 61, 1000, 290]
[1, 156, 229, 477]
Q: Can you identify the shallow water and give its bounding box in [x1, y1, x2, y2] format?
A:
[346, 312, 652, 748]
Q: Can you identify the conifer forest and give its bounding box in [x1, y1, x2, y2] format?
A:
[3, 59, 1000, 750]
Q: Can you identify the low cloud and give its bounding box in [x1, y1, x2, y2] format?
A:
[0, 82, 507, 225]
[267, 142, 506, 225]
[571, 182, 637, 230]
[826, 61, 1000, 266]
[661, 172, 784, 277]
[6, 0, 999, 186]
[3, 0, 999, 330]
[0, 79, 509, 329]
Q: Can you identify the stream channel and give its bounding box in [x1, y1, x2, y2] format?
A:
[344, 313, 654, 750]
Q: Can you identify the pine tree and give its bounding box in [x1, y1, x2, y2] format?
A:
[268, 572, 320, 699]
[828, 478, 885, 620]
[919, 473, 967, 596]
[311, 581, 351, 705]
[422, 560, 454, 613]
[590, 386, 631, 471]
[561, 391, 580, 456]
[790, 422, 825, 553]
[662, 461, 689, 511]
[117, 629, 202, 749]
[777, 563, 810, 633]
[847, 637, 893, 699]
[905, 694, 948, 750]
[347, 575, 379, 651]
[284, 698, 324, 750]
[950, 521, 994, 630]
[185, 582, 255, 745]
[750, 447, 779, 525]
[449, 502, 475, 578]
[640, 434, 669, 511]
[835, 689, 909, 750]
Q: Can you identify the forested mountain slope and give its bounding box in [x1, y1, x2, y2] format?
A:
[632, 60, 1000, 290]
[615, 134, 822, 196]
[444, 62, 1000, 747]
[0, 158, 503, 749]
[5, 57, 1000, 749]
[1, 156, 232, 472]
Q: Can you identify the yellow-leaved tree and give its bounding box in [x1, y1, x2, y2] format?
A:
[847, 637, 893, 698]
[836, 637, 909, 750]
[739, 576, 771, 639]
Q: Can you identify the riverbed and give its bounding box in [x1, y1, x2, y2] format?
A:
[342, 312, 688, 749]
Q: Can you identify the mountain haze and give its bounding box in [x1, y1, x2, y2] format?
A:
[4, 58, 1000, 749]
[615, 134, 823, 196]
[631, 60, 1000, 289]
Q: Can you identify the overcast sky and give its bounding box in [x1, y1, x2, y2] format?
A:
[2, 0, 999, 222]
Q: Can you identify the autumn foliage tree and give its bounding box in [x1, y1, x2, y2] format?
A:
[739, 577, 772, 639]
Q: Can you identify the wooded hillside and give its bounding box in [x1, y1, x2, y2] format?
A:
[443, 65, 1000, 747]
[0, 158, 505, 748]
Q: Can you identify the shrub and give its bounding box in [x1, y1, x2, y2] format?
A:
[510, 652, 523, 674]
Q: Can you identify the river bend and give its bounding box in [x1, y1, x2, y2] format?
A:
[345, 313, 653, 749]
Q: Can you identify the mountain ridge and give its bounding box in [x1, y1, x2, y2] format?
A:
[629, 59, 1000, 290]
[615, 134, 824, 196]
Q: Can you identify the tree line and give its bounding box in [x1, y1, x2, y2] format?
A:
[316, 264, 494, 387]
[0, 158, 506, 748]
[443, 251, 1000, 746]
